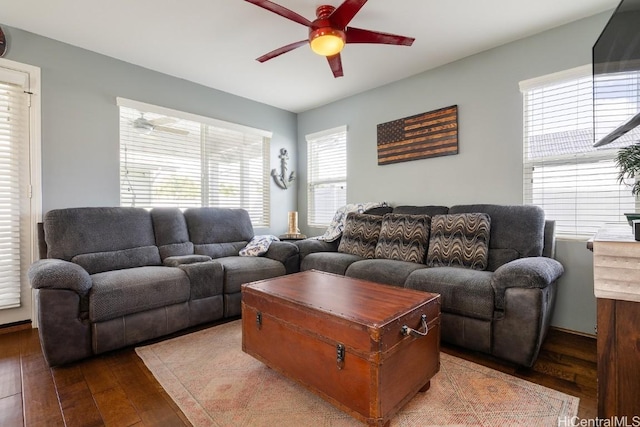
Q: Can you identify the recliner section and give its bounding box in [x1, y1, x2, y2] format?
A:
[295, 204, 563, 367]
[29, 206, 299, 366]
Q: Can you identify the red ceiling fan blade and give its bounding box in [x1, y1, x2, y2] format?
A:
[245, 0, 311, 27]
[327, 54, 344, 78]
[257, 40, 308, 62]
[346, 27, 415, 46]
[330, 0, 367, 29]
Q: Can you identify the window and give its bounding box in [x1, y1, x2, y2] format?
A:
[306, 126, 347, 227]
[118, 98, 271, 227]
[0, 60, 38, 315]
[520, 65, 639, 238]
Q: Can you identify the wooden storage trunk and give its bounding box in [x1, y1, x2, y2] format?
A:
[241, 270, 441, 427]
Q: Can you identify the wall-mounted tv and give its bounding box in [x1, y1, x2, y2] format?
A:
[593, 0, 640, 148]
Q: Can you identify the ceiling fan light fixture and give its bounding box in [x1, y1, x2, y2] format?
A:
[309, 27, 345, 56]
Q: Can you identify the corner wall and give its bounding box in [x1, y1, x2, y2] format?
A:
[296, 12, 613, 335]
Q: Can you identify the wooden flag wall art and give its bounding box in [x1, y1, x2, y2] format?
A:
[377, 105, 458, 165]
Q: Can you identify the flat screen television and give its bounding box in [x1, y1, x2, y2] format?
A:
[593, 0, 640, 147]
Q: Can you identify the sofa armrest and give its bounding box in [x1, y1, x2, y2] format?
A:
[491, 257, 564, 311]
[265, 241, 300, 274]
[294, 238, 340, 263]
[28, 259, 92, 295]
[163, 254, 212, 267]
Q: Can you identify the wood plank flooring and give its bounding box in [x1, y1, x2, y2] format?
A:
[0, 322, 596, 426]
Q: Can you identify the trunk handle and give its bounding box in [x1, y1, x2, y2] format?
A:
[401, 314, 430, 338]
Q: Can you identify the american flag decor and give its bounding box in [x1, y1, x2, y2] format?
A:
[377, 105, 458, 165]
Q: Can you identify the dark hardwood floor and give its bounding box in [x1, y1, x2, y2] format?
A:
[0, 322, 596, 426]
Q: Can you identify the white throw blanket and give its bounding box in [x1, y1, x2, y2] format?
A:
[314, 202, 388, 242]
[239, 235, 280, 256]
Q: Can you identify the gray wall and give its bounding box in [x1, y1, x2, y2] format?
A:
[1, 25, 298, 235]
[3, 13, 607, 334]
[297, 13, 612, 335]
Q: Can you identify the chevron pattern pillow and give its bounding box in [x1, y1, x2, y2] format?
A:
[427, 213, 491, 270]
[374, 214, 431, 263]
[337, 213, 383, 259]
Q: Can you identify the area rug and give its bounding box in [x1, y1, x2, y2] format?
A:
[136, 320, 578, 427]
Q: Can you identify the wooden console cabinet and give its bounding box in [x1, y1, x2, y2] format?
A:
[592, 225, 640, 418]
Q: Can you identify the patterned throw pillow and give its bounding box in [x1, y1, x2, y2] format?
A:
[374, 214, 431, 263]
[426, 213, 491, 270]
[239, 235, 280, 257]
[337, 213, 383, 259]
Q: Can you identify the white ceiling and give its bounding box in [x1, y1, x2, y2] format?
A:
[0, 0, 618, 113]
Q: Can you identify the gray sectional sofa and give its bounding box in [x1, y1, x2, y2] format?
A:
[296, 204, 563, 367]
[28, 206, 298, 366]
[29, 203, 562, 369]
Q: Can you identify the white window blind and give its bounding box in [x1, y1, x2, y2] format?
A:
[118, 98, 271, 227]
[521, 65, 640, 238]
[0, 67, 29, 310]
[306, 126, 347, 227]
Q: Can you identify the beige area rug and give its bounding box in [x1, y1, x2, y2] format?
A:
[136, 320, 578, 427]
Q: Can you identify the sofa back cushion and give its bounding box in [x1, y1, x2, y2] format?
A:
[44, 207, 161, 272]
[449, 204, 545, 271]
[338, 213, 383, 259]
[184, 208, 254, 244]
[392, 205, 449, 216]
[151, 208, 194, 260]
[375, 214, 431, 263]
[426, 213, 491, 271]
[183, 208, 254, 259]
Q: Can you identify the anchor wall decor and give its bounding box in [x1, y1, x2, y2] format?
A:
[271, 148, 295, 190]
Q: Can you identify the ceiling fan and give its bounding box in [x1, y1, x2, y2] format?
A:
[245, 0, 415, 78]
[131, 113, 189, 136]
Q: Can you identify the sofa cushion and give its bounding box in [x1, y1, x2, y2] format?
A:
[300, 252, 363, 275]
[89, 266, 190, 322]
[72, 246, 162, 275]
[44, 207, 156, 261]
[375, 214, 430, 263]
[449, 204, 545, 271]
[346, 259, 427, 287]
[184, 207, 254, 244]
[392, 205, 449, 216]
[338, 213, 383, 259]
[151, 208, 193, 259]
[215, 256, 285, 294]
[405, 267, 495, 320]
[427, 213, 491, 271]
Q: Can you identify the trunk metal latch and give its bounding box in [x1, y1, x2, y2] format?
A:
[336, 343, 345, 370]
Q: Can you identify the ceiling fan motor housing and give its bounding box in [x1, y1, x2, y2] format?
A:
[309, 5, 346, 56]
